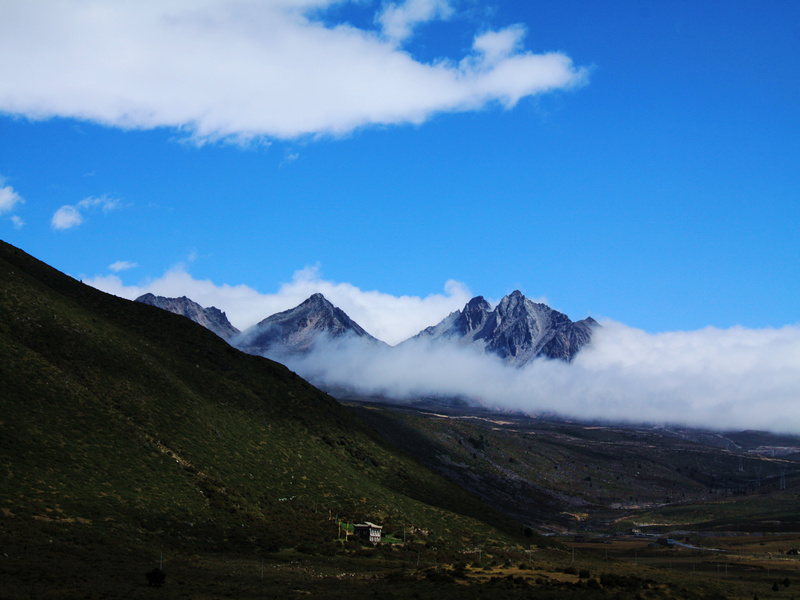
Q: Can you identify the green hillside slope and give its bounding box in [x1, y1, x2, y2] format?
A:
[0, 241, 536, 596]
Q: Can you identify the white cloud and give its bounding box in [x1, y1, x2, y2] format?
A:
[471, 25, 526, 67]
[377, 0, 454, 43]
[51, 205, 84, 230]
[0, 1, 589, 142]
[0, 180, 24, 214]
[79, 196, 120, 213]
[109, 260, 138, 273]
[51, 195, 121, 230]
[84, 264, 472, 345]
[11, 215, 24, 229]
[283, 321, 800, 434]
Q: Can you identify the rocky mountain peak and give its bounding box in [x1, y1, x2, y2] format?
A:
[460, 296, 491, 332]
[411, 290, 597, 365]
[305, 292, 327, 304]
[465, 295, 490, 310]
[135, 293, 239, 341]
[496, 290, 527, 316]
[235, 293, 385, 358]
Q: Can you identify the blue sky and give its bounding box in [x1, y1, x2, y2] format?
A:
[1, 0, 798, 342]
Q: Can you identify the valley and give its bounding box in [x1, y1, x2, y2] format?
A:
[347, 400, 800, 534]
[2, 239, 800, 599]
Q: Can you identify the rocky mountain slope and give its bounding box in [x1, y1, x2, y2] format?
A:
[411, 290, 597, 364]
[234, 293, 387, 358]
[135, 292, 239, 340]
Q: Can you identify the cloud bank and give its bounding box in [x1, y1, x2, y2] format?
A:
[86, 265, 800, 433]
[0, 0, 589, 142]
[284, 322, 800, 435]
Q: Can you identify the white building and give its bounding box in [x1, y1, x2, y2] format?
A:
[353, 521, 382, 543]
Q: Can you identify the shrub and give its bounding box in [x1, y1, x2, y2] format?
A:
[450, 562, 468, 579]
[145, 567, 166, 587]
[425, 569, 454, 583]
[295, 542, 316, 555]
[600, 572, 648, 589]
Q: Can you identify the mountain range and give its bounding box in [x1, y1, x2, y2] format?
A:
[137, 290, 598, 368]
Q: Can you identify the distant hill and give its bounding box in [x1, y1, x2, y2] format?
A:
[135, 292, 240, 340]
[409, 290, 597, 364]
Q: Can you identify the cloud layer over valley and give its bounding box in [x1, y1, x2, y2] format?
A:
[280, 322, 800, 434]
[87, 268, 800, 434]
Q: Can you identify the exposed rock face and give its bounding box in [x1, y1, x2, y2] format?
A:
[135, 293, 240, 341]
[234, 293, 385, 358]
[411, 290, 597, 364]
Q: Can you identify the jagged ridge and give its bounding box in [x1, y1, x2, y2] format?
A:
[136, 289, 596, 366]
[135, 293, 239, 340]
[412, 290, 597, 364]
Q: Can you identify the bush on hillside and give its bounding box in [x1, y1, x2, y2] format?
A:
[145, 567, 166, 587]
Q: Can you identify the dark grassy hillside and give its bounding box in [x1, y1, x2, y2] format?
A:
[0, 240, 542, 596]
